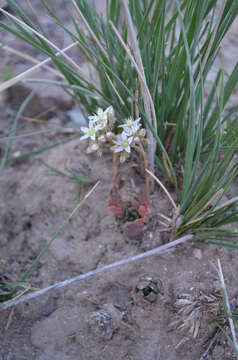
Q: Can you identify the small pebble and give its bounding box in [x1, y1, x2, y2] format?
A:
[193, 248, 202, 260]
[13, 151, 21, 158]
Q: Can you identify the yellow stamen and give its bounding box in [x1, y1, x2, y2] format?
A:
[122, 140, 128, 148]
[88, 128, 95, 137]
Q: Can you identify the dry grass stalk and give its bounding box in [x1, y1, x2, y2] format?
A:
[217, 258, 238, 353]
[119, 0, 158, 172]
[0, 42, 79, 93]
[70, 0, 108, 59]
[0, 8, 83, 76]
[1, 42, 60, 77]
[146, 169, 177, 211]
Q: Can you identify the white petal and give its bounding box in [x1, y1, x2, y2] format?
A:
[88, 115, 96, 121]
[121, 132, 128, 140]
[97, 108, 103, 115]
[115, 147, 123, 153]
[106, 106, 114, 116]
[89, 118, 97, 127]
[112, 139, 121, 146]
[80, 127, 89, 133]
[80, 134, 89, 140]
[113, 146, 123, 153]
[125, 146, 131, 153]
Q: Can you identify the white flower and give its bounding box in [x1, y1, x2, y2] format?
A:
[119, 117, 141, 136]
[112, 131, 133, 154]
[80, 122, 99, 141]
[88, 107, 109, 130]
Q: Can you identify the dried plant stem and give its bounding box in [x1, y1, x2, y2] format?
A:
[120, 0, 156, 173]
[105, 73, 125, 106]
[217, 258, 238, 354]
[214, 196, 238, 211]
[146, 169, 177, 211]
[135, 88, 139, 118]
[0, 42, 60, 77]
[199, 329, 221, 360]
[158, 213, 172, 223]
[112, 153, 120, 185]
[70, 0, 108, 59]
[109, 8, 156, 173]
[138, 142, 150, 190]
[0, 8, 84, 77]
[0, 42, 79, 93]
[0, 234, 193, 312]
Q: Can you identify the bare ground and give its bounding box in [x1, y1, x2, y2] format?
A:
[1, 2, 238, 359]
[1, 135, 238, 360]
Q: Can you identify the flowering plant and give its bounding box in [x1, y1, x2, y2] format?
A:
[80, 107, 150, 236]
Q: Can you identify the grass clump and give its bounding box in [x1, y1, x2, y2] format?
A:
[1, 0, 238, 248]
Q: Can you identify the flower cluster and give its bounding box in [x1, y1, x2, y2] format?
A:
[80, 106, 115, 156]
[80, 107, 146, 163]
[112, 117, 145, 163]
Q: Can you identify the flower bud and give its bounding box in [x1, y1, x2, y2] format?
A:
[98, 135, 106, 143]
[107, 106, 114, 118]
[139, 129, 146, 138]
[91, 142, 99, 151]
[133, 136, 140, 144]
[106, 131, 114, 141]
[97, 148, 103, 157]
[86, 146, 93, 154]
[107, 106, 116, 129]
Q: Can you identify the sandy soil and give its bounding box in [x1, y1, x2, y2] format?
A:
[1, 1, 238, 359]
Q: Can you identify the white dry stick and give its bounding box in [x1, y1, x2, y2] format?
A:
[0, 42, 79, 93]
[120, 0, 157, 173]
[217, 258, 238, 354]
[0, 234, 193, 312]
